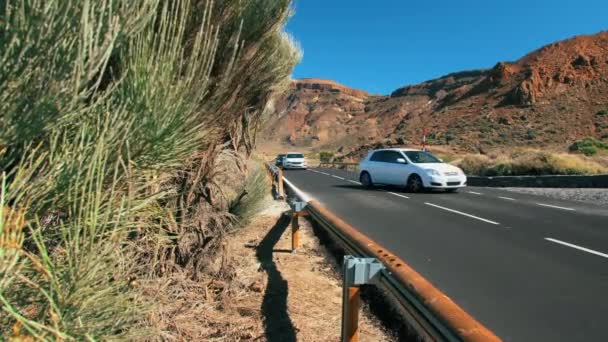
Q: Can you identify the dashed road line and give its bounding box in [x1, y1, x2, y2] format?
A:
[545, 238, 608, 259]
[498, 196, 516, 201]
[388, 192, 410, 199]
[537, 203, 576, 211]
[424, 202, 500, 225]
[468, 191, 483, 195]
[331, 175, 345, 180]
[347, 180, 361, 185]
[319, 172, 330, 176]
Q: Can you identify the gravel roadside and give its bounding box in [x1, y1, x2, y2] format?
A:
[503, 188, 608, 206]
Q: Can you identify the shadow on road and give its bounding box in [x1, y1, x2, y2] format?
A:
[255, 213, 297, 342]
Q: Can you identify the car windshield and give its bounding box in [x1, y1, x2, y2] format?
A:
[403, 151, 441, 163]
[286, 153, 304, 158]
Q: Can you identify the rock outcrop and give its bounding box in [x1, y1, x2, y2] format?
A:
[264, 31, 608, 153]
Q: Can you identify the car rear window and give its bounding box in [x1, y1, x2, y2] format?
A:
[286, 153, 304, 158]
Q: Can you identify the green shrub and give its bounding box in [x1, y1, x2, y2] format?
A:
[597, 110, 607, 116]
[569, 137, 608, 154]
[0, 0, 299, 339]
[579, 146, 598, 156]
[319, 151, 335, 162]
[526, 129, 536, 140]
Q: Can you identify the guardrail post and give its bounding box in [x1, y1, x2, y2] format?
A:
[289, 200, 308, 253]
[277, 168, 285, 199]
[291, 213, 299, 252]
[341, 256, 385, 342]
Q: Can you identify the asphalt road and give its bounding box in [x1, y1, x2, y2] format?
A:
[283, 168, 608, 342]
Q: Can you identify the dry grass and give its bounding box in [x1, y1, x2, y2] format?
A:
[142, 197, 391, 341]
[456, 149, 608, 176]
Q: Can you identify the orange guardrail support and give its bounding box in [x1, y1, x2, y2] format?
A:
[277, 168, 285, 199]
[343, 286, 360, 342]
[291, 213, 299, 252]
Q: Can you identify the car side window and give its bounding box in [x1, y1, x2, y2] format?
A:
[370, 151, 384, 162]
[384, 151, 404, 163]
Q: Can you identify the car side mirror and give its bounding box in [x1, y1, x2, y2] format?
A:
[396, 158, 407, 164]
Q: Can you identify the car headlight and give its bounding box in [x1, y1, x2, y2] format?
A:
[425, 169, 441, 176]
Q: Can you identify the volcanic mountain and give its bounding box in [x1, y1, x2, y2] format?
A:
[263, 31, 608, 155]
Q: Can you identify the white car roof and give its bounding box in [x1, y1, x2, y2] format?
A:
[369, 148, 421, 152]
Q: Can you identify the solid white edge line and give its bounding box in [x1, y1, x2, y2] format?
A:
[467, 191, 483, 195]
[331, 175, 345, 180]
[424, 202, 500, 225]
[388, 192, 410, 199]
[498, 196, 516, 201]
[347, 180, 361, 185]
[545, 238, 608, 259]
[320, 172, 330, 176]
[537, 203, 576, 211]
[282, 176, 312, 203]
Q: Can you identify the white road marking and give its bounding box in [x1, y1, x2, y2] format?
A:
[348, 180, 361, 185]
[537, 203, 575, 211]
[545, 238, 608, 259]
[331, 175, 345, 180]
[498, 196, 516, 201]
[308, 169, 319, 173]
[319, 172, 330, 176]
[467, 191, 483, 195]
[424, 202, 500, 225]
[388, 192, 410, 199]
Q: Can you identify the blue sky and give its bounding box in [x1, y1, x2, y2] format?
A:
[286, 0, 608, 95]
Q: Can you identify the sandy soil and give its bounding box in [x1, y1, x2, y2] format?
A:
[144, 196, 392, 341]
[226, 198, 391, 341]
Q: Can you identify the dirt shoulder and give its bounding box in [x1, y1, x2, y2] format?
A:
[144, 196, 392, 341]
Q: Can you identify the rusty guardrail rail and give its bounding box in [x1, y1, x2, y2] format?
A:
[264, 162, 501, 342]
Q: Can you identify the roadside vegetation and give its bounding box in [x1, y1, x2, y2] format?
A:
[456, 150, 608, 176]
[568, 137, 608, 156]
[0, 0, 299, 340]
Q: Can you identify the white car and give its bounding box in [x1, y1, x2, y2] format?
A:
[282, 152, 308, 169]
[358, 148, 466, 192]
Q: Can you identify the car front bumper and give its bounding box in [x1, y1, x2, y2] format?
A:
[423, 175, 467, 188]
[283, 163, 307, 169]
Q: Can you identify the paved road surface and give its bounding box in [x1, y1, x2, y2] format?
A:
[283, 168, 608, 342]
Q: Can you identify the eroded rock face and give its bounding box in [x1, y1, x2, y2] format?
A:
[264, 31, 608, 153]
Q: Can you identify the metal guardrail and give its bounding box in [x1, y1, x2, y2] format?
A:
[266, 163, 285, 199]
[264, 162, 501, 342]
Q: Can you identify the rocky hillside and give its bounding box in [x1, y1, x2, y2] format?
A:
[263, 31, 608, 155]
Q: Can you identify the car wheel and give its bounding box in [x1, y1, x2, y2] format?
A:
[360, 172, 373, 188]
[445, 188, 459, 193]
[407, 174, 424, 193]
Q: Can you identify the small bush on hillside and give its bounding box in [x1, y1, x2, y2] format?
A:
[597, 110, 607, 116]
[319, 151, 334, 162]
[578, 146, 598, 156]
[569, 137, 608, 155]
[526, 129, 536, 140]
